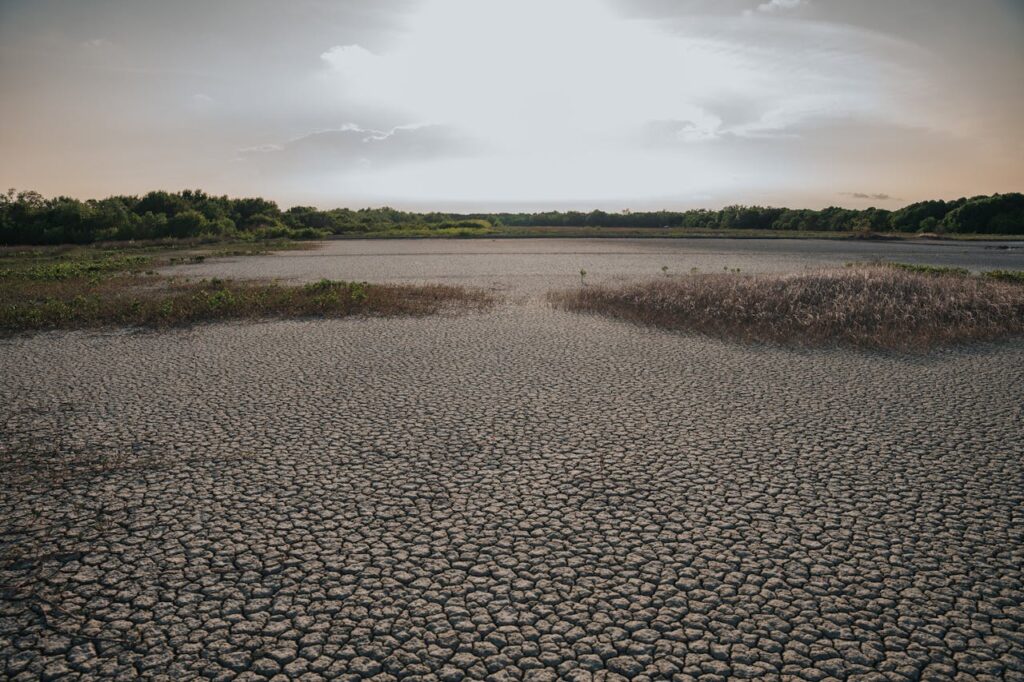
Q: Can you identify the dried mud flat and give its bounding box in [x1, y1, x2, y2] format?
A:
[2, 239, 1023, 681]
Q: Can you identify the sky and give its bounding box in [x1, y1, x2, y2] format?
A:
[1, 0, 1022, 211]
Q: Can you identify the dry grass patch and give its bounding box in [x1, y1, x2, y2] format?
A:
[1, 277, 491, 334]
[0, 245, 491, 334]
[550, 265, 1024, 349]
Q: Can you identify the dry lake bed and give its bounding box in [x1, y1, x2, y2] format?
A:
[2, 238, 1023, 681]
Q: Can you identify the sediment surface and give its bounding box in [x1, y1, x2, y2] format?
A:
[3, 239, 1023, 681]
[160, 237, 1024, 295]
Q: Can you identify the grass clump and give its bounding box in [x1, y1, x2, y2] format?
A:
[0, 245, 491, 335]
[0, 254, 153, 281]
[550, 265, 1024, 350]
[1, 277, 490, 334]
[883, 262, 970, 277]
[876, 261, 1024, 285]
[983, 270, 1024, 284]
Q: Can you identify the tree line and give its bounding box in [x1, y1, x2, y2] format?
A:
[1, 188, 1021, 245]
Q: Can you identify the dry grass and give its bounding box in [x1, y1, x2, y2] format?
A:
[0, 245, 492, 334]
[550, 265, 1024, 349]
[1, 276, 491, 334]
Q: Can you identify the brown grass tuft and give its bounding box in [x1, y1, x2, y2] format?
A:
[549, 266, 1024, 350]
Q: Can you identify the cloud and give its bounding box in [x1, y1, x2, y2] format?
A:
[6, 0, 1018, 209]
[240, 123, 477, 174]
[239, 143, 284, 153]
[299, 0, 967, 206]
[80, 38, 113, 49]
[757, 0, 805, 13]
[642, 119, 721, 144]
[318, 0, 922, 150]
[842, 192, 896, 201]
[320, 44, 378, 74]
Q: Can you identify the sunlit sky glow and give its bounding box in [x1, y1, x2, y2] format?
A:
[1, 0, 1022, 210]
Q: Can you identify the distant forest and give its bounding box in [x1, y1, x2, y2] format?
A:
[1, 188, 1022, 245]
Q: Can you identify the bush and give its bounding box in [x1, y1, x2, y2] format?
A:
[168, 210, 208, 238]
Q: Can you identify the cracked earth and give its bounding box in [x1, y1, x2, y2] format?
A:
[2, 239, 1023, 681]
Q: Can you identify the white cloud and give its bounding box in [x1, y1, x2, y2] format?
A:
[320, 44, 378, 74]
[239, 122, 476, 183]
[757, 0, 805, 13]
[305, 0, 936, 203]
[318, 0, 910, 143]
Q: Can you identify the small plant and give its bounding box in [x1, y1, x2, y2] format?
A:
[202, 288, 236, 311]
[348, 282, 369, 303]
[305, 278, 340, 293]
[310, 289, 340, 308]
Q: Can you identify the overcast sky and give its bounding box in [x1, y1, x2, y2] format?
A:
[1, 0, 1022, 210]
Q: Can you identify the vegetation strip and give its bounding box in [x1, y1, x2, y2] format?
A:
[550, 265, 1024, 350]
[3, 188, 1023, 245]
[0, 245, 491, 335]
[883, 261, 1024, 284]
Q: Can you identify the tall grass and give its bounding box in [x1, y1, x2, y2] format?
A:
[550, 266, 1024, 349]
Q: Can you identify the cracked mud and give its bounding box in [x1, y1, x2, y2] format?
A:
[2, 239, 1023, 681]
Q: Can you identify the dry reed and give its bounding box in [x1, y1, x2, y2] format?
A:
[550, 265, 1024, 349]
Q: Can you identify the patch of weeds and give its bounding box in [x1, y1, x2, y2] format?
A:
[167, 255, 208, 265]
[983, 270, 1024, 284]
[0, 243, 491, 334]
[2, 276, 491, 334]
[199, 288, 237, 311]
[883, 262, 971, 277]
[0, 255, 152, 281]
[304, 278, 340, 293]
[348, 281, 369, 303]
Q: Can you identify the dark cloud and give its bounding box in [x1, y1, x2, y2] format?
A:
[241, 124, 477, 174]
